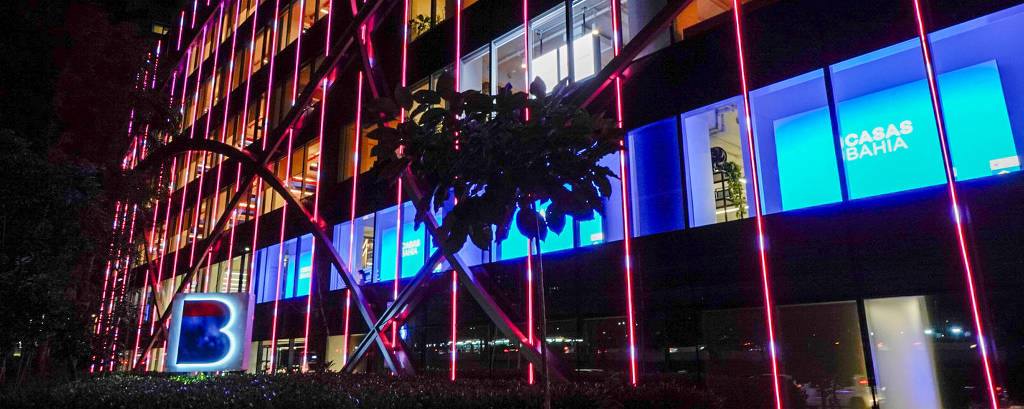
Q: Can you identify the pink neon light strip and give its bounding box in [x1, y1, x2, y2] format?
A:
[521, 0, 534, 384]
[909, 1, 999, 407]
[448, 0, 463, 381]
[262, 0, 284, 373]
[606, 0, 638, 386]
[268, 130, 294, 374]
[95, 201, 123, 336]
[450, 270, 458, 380]
[730, 2, 782, 407]
[325, 0, 334, 56]
[192, 0, 198, 29]
[214, 0, 244, 292]
[301, 77, 329, 372]
[153, 158, 178, 336]
[343, 72, 365, 366]
[178, 11, 185, 51]
[193, 11, 225, 281]
[234, 0, 264, 295]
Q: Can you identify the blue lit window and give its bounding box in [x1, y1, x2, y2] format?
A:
[680, 97, 753, 227]
[750, 70, 842, 213]
[377, 203, 427, 282]
[330, 214, 375, 290]
[829, 31, 1017, 199]
[628, 117, 685, 236]
[253, 234, 313, 303]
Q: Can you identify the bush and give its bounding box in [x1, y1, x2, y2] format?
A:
[1, 372, 722, 409]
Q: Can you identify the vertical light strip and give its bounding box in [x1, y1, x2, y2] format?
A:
[389, 2, 403, 351]
[909, 1, 999, 407]
[521, 0, 534, 385]
[153, 158, 178, 335]
[268, 130, 294, 374]
[133, 165, 165, 368]
[95, 201, 122, 335]
[234, 0, 264, 294]
[215, 0, 245, 292]
[325, 0, 334, 56]
[292, 0, 306, 107]
[301, 77, 329, 372]
[608, 0, 638, 386]
[192, 12, 225, 283]
[343, 72, 365, 367]
[173, 28, 207, 293]
[198, 4, 227, 292]
[730, 2, 782, 407]
[192, 0, 198, 29]
[109, 203, 139, 369]
[261, 0, 284, 373]
[447, 0, 463, 382]
[526, 239, 535, 384]
[178, 10, 186, 51]
[449, 269, 458, 381]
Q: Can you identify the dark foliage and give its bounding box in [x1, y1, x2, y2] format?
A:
[365, 74, 623, 254]
[0, 373, 724, 409]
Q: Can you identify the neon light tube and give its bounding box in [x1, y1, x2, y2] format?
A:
[606, 0, 638, 386]
[232, 0, 264, 292]
[325, 0, 334, 56]
[344, 72, 365, 366]
[300, 77, 329, 372]
[450, 270, 458, 381]
[521, 0, 533, 384]
[259, 0, 284, 373]
[177, 10, 185, 51]
[191, 0, 198, 29]
[910, 1, 999, 407]
[448, 0, 463, 381]
[194, 9, 227, 278]
[526, 239, 534, 384]
[153, 158, 178, 335]
[216, 0, 244, 293]
[267, 130, 294, 374]
[730, 2, 782, 407]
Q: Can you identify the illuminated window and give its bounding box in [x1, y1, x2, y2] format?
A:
[680, 97, 752, 227]
[493, 28, 527, 93]
[530, 6, 569, 91]
[460, 46, 490, 94]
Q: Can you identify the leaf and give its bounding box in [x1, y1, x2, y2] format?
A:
[395, 85, 414, 111]
[365, 126, 399, 143]
[515, 207, 545, 241]
[419, 107, 448, 129]
[529, 76, 547, 98]
[469, 223, 492, 251]
[435, 72, 456, 101]
[545, 203, 566, 235]
[595, 172, 612, 198]
[412, 89, 441, 105]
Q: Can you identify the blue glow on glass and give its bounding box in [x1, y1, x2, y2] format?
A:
[379, 221, 426, 282]
[773, 107, 843, 209]
[837, 61, 1016, 199]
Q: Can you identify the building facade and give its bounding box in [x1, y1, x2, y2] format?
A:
[100, 0, 1024, 407]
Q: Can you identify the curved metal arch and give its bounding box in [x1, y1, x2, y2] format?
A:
[133, 139, 415, 375]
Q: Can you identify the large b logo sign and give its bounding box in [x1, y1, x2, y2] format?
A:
[166, 293, 254, 372]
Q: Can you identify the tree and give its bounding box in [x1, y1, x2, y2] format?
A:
[0, 0, 171, 384]
[365, 73, 623, 407]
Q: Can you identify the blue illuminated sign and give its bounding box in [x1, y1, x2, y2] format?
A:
[379, 222, 426, 281]
[837, 61, 1016, 199]
[774, 61, 1017, 202]
[166, 292, 254, 372]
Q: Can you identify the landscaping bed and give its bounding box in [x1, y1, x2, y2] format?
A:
[2, 372, 722, 409]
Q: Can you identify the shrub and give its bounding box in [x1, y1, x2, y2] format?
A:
[1, 372, 722, 409]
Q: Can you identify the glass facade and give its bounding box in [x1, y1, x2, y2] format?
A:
[112, 2, 1024, 406]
